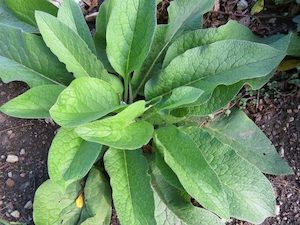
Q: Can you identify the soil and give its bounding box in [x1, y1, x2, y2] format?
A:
[0, 0, 300, 225]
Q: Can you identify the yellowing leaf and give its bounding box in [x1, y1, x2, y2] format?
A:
[75, 193, 84, 208]
[251, 0, 264, 15]
[278, 59, 300, 71]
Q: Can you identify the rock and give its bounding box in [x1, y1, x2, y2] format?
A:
[237, 0, 248, 11]
[24, 200, 33, 209]
[6, 155, 19, 163]
[6, 178, 15, 187]
[20, 148, 26, 155]
[11, 210, 20, 218]
[275, 205, 280, 215]
[20, 173, 26, 178]
[1, 155, 5, 159]
[0, 200, 3, 205]
[8, 172, 12, 178]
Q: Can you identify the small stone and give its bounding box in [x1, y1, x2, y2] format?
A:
[287, 109, 292, 114]
[6, 155, 19, 163]
[8, 172, 13, 178]
[237, 0, 248, 11]
[20, 173, 26, 178]
[6, 178, 15, 187]
[24, 200, 33, 209]
[287, 193, 292, 198]
[0, 114, 5, 123]
[1, 155, 5, 159]
[11, 210, 20, 218]
[289, 117, 294, 122]
[275, 205, 280, 215]
[0, 200, 3, 205]
[20, 148, 26, 155]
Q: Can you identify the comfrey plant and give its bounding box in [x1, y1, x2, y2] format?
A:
[0, 0, 298, 224]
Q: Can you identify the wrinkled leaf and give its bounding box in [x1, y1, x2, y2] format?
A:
[0, 85, 64, 118]
[106, 0, 156, 77]
[104, 148, 156, 225]
[48, 128, 102, 188]
[50, 77, 120, 127]
[76, 101, 154, 150]
[206, 109, 292, 175]
[0, 24, 72, 87]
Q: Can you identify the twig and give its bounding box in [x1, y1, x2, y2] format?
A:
[0, 123, 34, 135]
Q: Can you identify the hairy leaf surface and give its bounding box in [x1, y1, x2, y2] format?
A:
[106, 0, 156, 77]
[57, 0, 96, 53]
[50, 77, 120, 127]
[206, 109, 292, 175]
[48, 128, 102, 189]
[76, 101, 154, 150]
[104, 148, 156, 225]
[0, 85, 64, 118]
[0, 24, 72, 87]
[145, 40, 285, 100]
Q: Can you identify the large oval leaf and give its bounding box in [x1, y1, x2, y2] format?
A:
[48, 128, 102, 189]
[50, 77, 120, 127]
[106, 0, 156, 77]
[0, 24, 72, 87]
[75, 101, 154, 150]
[104, 148, 156, 225]
[145, 40, 285, 100]
[206, 109, 292, 175]
[0, 85, 64, 118]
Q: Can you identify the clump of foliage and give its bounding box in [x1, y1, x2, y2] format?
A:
[0, 0, 298, 224]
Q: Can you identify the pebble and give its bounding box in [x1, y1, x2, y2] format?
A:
[237, 0, 248, 11]
[8, 172, 12, 178]
[20, 173, 26, 178]
[20, 148, 26, 155]
[0, 200, 3, 205]
[10, 210, 20, 218]
[24, 200, 33, 209]
[6, 155, 19, 163]
[275, 205, 280, 215]
[1, 155, 5, 159]
[0, 114, 5, 123]
[6, 178, 15, 187]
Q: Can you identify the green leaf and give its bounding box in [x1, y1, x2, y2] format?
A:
[155, 125, 276, 223]
[131, 25, 168, 95]
[75, 101, 154, 150]
[206, 109, 292, 175]
[268, 32, 300, 57]
[154, 125, 230, 219]
[50, 77, 120, 127]
[6, 0, 57, 26]
[157, 86, 204, 110]
[48, 128, 102, 189]
[94, 0, 116, 72]
[0, 24, 72, 87]
[251, 0, 264, 15]
[57, 0, 96, 54]
[166, 0, 215, 40]
[145, 40, 285, 100]
[0, 85, 64, 118]
[0, 0, 37, 32]
[106, 0, 156, 77]
[151, 162, 225, 225]
[104, 148, 156, 225]
[33, 179, 81, 225]
[163, 20, 258, 67]
[80, 168, 112, 225]
[35, 12, 108, 80]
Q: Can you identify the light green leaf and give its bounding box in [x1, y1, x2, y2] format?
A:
[0, 85, 64, 118]
[131, 25, 168, 95]
[145, 40, 285, 100]
[104, 148, 156, 225]
[80, 168, 112, 225]
[163, 20, 258, 67]
[48, 128, 102, 189]
[182, 126, 276, 224]
[268, 32, 300, 57]
[75, 101, 154, 150]
[94, 0, 116, 72]
[157, 86, 203, 110]
[57, 0, 96, 54]
[0, 0, 37, 32]
[6, 0, 57, 26]
[50, 77, 120, 127]
[251, 0, 264, 15]
[155, 125, 276, 223]
[206, 109, 292, 175]
[154, 125, 230, 219]
[166, 0, 215, 40]
[151, 162, 225, 225]
[35, 12, 108, 79]
[106, 0, 156, 77]
[33, 179, 81, 225]
[0, 24, 72, 87]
